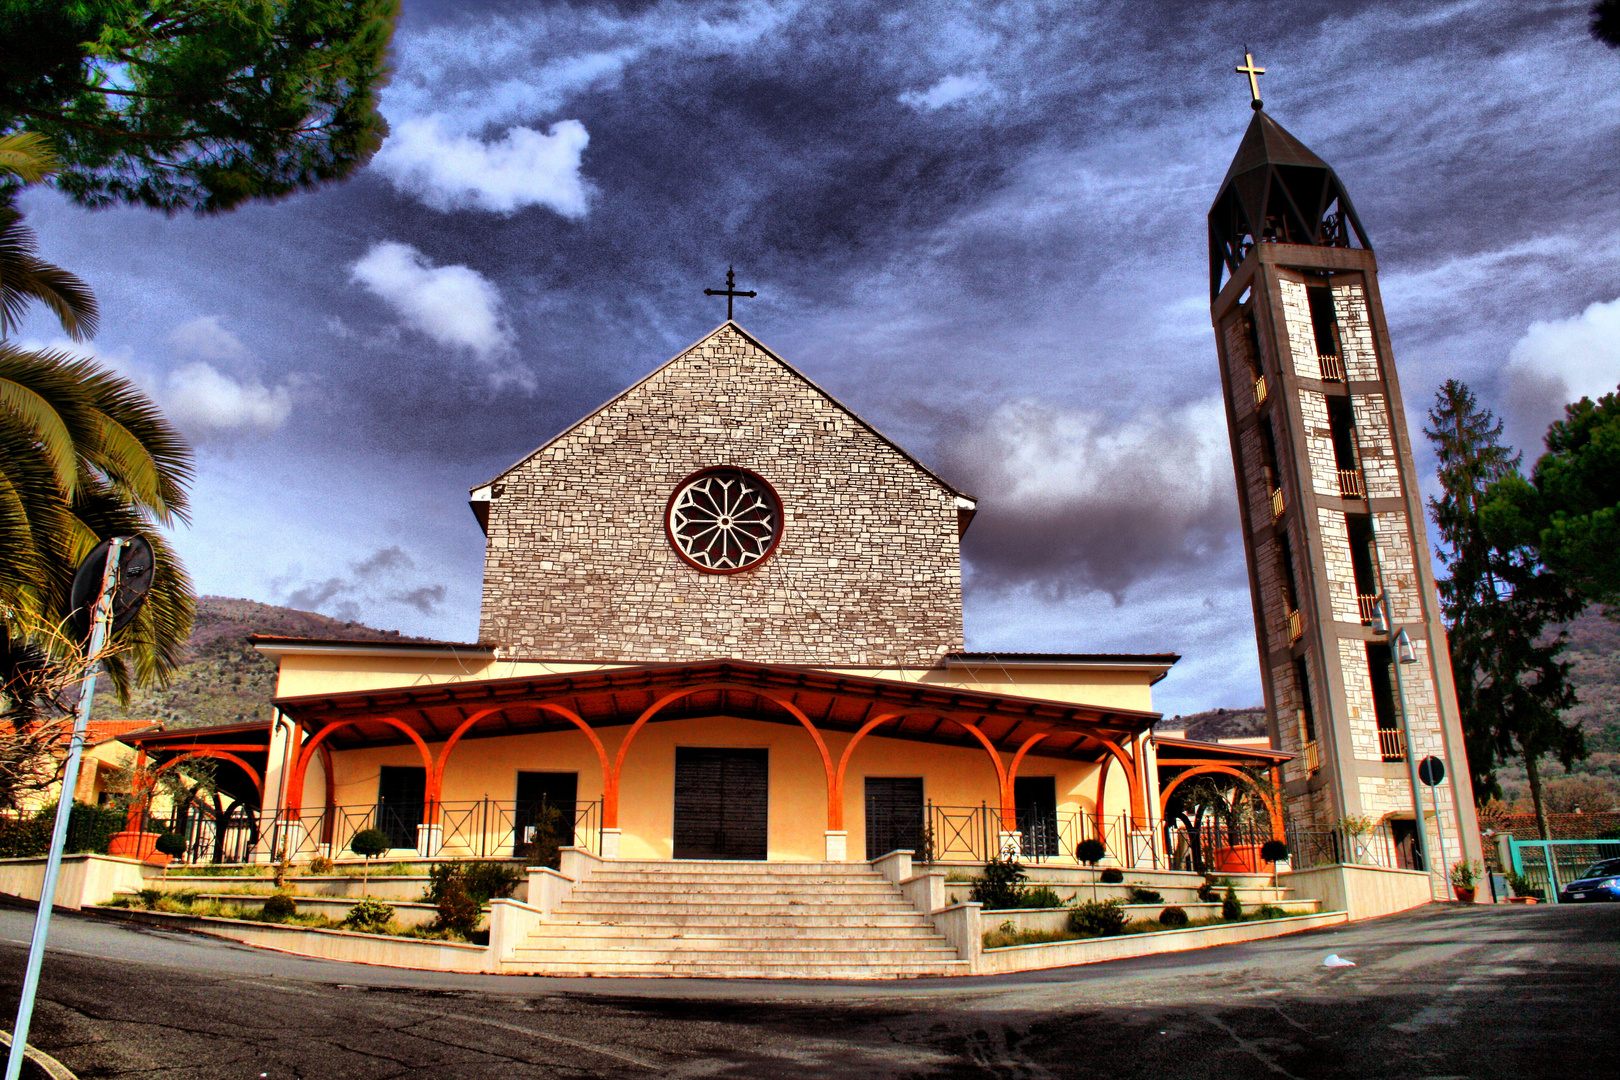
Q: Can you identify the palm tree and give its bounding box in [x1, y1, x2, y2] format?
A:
[0, 133, 98, 341]
[1, 343, 195, 708]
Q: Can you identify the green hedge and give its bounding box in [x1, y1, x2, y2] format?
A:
[0, 802, 127, 858]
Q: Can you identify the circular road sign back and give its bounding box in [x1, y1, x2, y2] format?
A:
[1418, 755, 1446, 786]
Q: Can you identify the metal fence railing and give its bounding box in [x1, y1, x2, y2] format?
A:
[275, 800, 601, 861]
[926, 804, 1178, 871]
[1507, 839, 1620, 903]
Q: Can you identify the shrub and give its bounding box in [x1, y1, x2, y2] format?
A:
[969, 856, 1028, 909]
[433, 878, 481, 937]
[1067, 899, 1128, 937]
[1197, 875, 1224, 903]
[1260, 839, 1290, 864]
[1125, 885, 1163, 904]
[1252, 904, 1287, 920]
[261, 893, 297, 921]
[1022, 886, 1063, 909]
[350, 829, 390, 859]
[1099, 867, 1123, 885]
[0, 802, 128, 857]
[1158, 906, 1189, 927]
[344, 897, 395, 932]
[424, 861, 523, 907]
[1222, 883, 1242, 921]
[523, 805, 565, 870]
[308, 855, 336, 875]
[1075, 838, 1107, 867]
[1504, 871, 1545, 900]
[137, 888, 162, 908]
[154, 832, 187, 858]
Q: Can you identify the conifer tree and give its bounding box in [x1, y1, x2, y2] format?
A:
[1425, 381, 1583, 838]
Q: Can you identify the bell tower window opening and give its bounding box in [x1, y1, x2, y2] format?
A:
[1366, 641, 1405, 761]
[1328, 396, 1364, 498]
[1347, 515, 1380, 623]
[1259, 415, 1284, 517]
[1276, 530, 1303, 642]
[1241, 304, 1267, 402]
[1307, 284, 1345, 381]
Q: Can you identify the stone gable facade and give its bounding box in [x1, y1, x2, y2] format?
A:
[476, 323, 968, 665]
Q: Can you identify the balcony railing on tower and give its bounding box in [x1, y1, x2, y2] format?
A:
[1287, 608, 1303, 643]
[1378, 727, 1406, 762]
[1253, 375, 1267, 404]
[1271, 487, 1285, 519]
[1303, 739, 1322, 774]
[1357, 593, 1380, 624]
[1338, 468, 1366, 499]
[1318, 353, 1346, 381]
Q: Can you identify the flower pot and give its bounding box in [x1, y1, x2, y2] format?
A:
[107, 830, 171, 866]
[1452, 885, 1476, 903]
[1212, 844, 1270, 873]
[1508, 896, 1538, 905]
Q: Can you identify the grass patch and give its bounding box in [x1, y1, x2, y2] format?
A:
[100, 889, 480, 942]
[982, 906, 1301, 949]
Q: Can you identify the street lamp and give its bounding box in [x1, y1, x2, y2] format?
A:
[1376, 591, 1438, 898]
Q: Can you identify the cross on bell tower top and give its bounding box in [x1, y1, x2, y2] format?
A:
[703, 266, 757, 322]
[1236, 49, 1266, 110]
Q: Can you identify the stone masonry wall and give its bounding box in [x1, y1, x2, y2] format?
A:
[1277, 279, 1318, 378]
[1299, 389, 1339, 498]
[478, 324, 965, 664]
[1330, 282, 1380, 381]
[1339, 637, 1381, 762]
[1351, 393, 1402, 499]
[1372, 511, 1423, 622]
[1222, 314, 1261, 423]
[1316, 508, 1361, 623]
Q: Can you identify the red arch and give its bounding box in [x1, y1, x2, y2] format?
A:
[1159, 764, 1283, 841]
[284, 717, 433, 820]
[151, 750, 263, 795]
[604, 683, 837, 832]
[955, 721, 1049, 822]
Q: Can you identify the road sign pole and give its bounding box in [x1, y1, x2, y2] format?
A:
[6, 539, 126, 1080]
[1429, 777, 1449, 893]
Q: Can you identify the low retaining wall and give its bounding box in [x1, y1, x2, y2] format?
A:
[1276, 864, 1434, 921]
[980, 900, 1319, 935]
[95, 908, 489, 973]
[185, 893, 450, 929]
[0, 854, 150, 910]
[975, 910, 1349, 975]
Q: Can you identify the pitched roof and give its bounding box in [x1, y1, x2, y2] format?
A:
[1219, 109, 1329, 188]
[474, 321, 974, 503]
[56, 718, 156, 747]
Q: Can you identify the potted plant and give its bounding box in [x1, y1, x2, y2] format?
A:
[1337, 815, 1373, 864]
[1449, 859, 1482, 903]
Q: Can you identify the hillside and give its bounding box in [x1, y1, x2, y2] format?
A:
[96, 597, 435, 731]
[1157, 706, 1267, 743]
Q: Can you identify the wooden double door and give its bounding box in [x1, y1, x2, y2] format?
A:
[672, 748, 768, 860]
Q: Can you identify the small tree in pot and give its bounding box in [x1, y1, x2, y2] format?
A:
[350, 828, 389, 897]
[1076, 838, 1106, 902]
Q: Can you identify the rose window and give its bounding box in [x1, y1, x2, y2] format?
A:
[666, 467, 781, 573]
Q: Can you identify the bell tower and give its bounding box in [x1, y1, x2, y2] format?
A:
[1208, 69, 1483, 892]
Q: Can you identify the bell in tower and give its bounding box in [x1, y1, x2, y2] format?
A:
[1207, 56, 1484, 897]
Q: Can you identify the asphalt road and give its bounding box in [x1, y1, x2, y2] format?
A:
[0, 902, 1612, 1079]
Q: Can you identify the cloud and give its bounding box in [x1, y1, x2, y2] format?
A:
[941, 397, 1238, 601]
[167, 316, 250, 365]
[371, 117, 592, 216]
[283, 546, 447, 620]
[899, 73, 991, 111]
[163, 361, 292, 433]
[1506, 295, 1620, 407]
[350, 242, 517, 366]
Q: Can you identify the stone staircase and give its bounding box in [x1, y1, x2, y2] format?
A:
[500, 860, 969, 978]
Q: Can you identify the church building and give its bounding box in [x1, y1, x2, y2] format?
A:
[242, 322, 1209, 869]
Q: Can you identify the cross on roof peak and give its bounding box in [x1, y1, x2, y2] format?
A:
[704, 266, 757, 321]
[1237, 49, 1266, 111]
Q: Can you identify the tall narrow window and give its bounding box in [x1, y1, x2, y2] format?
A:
[1294, 655, 1320, 774]
[1307, 284, 1345, 380]
[1277, 530, 1303, 643]
[1260, 415, 1284, 517]
[1367, 642, 1405, 761]
[1347, 515, 1379, 623]
[1327, 396, 1363, 498]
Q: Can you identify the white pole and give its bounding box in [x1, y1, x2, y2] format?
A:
[6, 539, 126, 1080]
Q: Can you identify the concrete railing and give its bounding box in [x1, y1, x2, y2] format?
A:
[1276, 862, 1434, 920]
[0, 854, 151, 910]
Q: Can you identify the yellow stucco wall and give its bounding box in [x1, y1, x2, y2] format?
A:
[312, 716, 1117, 862]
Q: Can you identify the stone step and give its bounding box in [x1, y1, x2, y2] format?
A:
[599, 860, 857, 873]
[571, 885, 901, 901]
[499, 960, 967, 978]
[586, 870, 891, 885]
[510, 945, 964, 965]
[560, 900, 923, 917]
[537, 921, 945, 939]
[548, 910, 936, 928]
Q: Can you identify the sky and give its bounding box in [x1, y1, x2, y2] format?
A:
[14, 0, 1620, 717]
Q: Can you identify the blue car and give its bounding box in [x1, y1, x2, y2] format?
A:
[1558, 858, 1620, 903]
